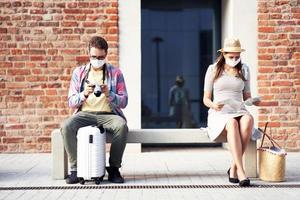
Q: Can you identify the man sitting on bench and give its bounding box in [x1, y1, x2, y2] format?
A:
[61, 36, 129, 184]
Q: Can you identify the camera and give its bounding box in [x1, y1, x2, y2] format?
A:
[93, 84, 102, 97]
[86, 80, 102, 97]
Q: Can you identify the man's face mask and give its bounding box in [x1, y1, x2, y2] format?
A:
[225, 56, 241, 68]
[90, 58, 105, 69]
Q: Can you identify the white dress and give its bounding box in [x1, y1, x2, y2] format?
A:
[204, 63, 251, 141]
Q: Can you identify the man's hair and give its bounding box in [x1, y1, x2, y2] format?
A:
[88, 36, 108, 53]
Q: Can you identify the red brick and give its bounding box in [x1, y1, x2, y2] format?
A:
[60, 35, 80, 41]
[258, 27, 275, 33]
[8, 56, 29, 61]
[257, 74, 269, 81]
[108, 28, 118, 34]
[258, 88, 269, 94]
[283, 27, 295, 32]
[106, 8, 118, 14]
[274, 67, 294, 73]
[30, 56, 44, 61]
[37, 137, 51, 143]
[258, 122, 280, 127]
[43, 124, 60, 129]
[259, 115, 269, 121]
[89, 2, 99, 8]
[294, 13, 300, 19]
[291, 8, 300, 13]
[78, 2, 89, 8]
[23, 90, 45, 96]
[47, 83, 62, 88]
[33, 2, 44, 8]
[0, 28, 7, 33]
[4, 124, 25, 130]
[61, 49, 80, 55]
[75, 15, 86, 21]
[22, 144, 37, 151]
[86, 29, 96, 34]
[63, 9, 93, 14]
[272, 81, 293, 86]
[259, 101, 279, 106]
[62, 21, 78, 27]
[111, 2, 118, 7]
[76, 56, 89, 62]
[109, 15, 118, 21]
[290, 34, 300, 39]
[83, 22, 97, 27]
[74, 28, 84, 34]
[258, 55, 272, 60]
[258, 67, 274, 73]
[30, 9, 47, 14]
[258, 81, 271, 87]
[7, 69, 30, 75]
[0, 145, 8, 152]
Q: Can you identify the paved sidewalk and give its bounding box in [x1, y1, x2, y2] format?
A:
[0, 147, 299, 200]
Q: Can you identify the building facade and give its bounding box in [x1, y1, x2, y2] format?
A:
[0, 0, 299, 152]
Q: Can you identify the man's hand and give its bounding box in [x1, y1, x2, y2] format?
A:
[100, 84, 109, 97]
[84, 83, 95, 97]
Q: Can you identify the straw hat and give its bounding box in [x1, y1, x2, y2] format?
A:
[218, 38, 245, 53]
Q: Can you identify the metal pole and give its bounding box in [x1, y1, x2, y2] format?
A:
[152, 37, 163, 113]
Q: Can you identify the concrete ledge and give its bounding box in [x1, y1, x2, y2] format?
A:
[51, 130, 68, 179]
[51, 129, 257, 179]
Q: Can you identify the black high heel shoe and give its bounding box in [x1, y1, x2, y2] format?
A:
[239, 178, 250, 187]
[227, 168, 239, 183]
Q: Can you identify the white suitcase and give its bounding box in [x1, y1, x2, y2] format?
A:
[77, 125, 106, 185]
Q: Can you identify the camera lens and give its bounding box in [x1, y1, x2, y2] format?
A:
[94, 85, 102, 97]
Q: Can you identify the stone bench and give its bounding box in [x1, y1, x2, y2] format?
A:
[51, 129, 257, 179]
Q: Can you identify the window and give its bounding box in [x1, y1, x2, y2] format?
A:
[141, 0, 221, 128]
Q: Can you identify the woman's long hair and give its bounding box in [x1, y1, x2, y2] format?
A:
[213, 53, 246, 82]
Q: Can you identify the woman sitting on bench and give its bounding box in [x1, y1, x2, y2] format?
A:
[203, 38, 260, 187]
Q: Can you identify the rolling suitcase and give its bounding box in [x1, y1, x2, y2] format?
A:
[77, 125, 106, 185]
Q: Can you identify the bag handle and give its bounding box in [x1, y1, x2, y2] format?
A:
[258, 122, 282, 149]
[259, 122, 269, 147]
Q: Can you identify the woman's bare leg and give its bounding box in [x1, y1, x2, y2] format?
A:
[226, 118, 247, 180]
[231, 114, 254, 178]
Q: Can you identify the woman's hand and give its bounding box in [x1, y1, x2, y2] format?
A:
[203, 91, 224, 111]
[253, 100, 261, 106]
[212, 103, 224, 111]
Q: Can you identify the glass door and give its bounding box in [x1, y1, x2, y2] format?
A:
[141, 0, 221, 129]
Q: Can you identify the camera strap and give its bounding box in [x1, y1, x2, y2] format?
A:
[101, 64, 106, 84]
[85, 64, 106, 85]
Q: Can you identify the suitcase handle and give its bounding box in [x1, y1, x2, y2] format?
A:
[97, 125, 105, 134]
[91, 125, 105, 134]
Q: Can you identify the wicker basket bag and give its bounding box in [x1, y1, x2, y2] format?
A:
[257, 122, 287, 182]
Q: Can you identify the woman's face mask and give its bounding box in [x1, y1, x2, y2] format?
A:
[224, 54, 241, 67]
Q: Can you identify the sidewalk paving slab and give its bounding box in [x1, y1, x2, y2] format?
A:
[0, 147, 300, 200]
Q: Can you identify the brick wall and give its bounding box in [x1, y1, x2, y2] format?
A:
[257, 0, 300, 151]
[1, 0, 300, 153]
[0, 0, 119, 152]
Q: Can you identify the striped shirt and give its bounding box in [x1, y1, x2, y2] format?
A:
[68, 63, 128, 120]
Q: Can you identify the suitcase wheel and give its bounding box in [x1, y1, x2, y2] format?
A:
[79, 178, 85, 185]
[95, 177, 102, 185]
